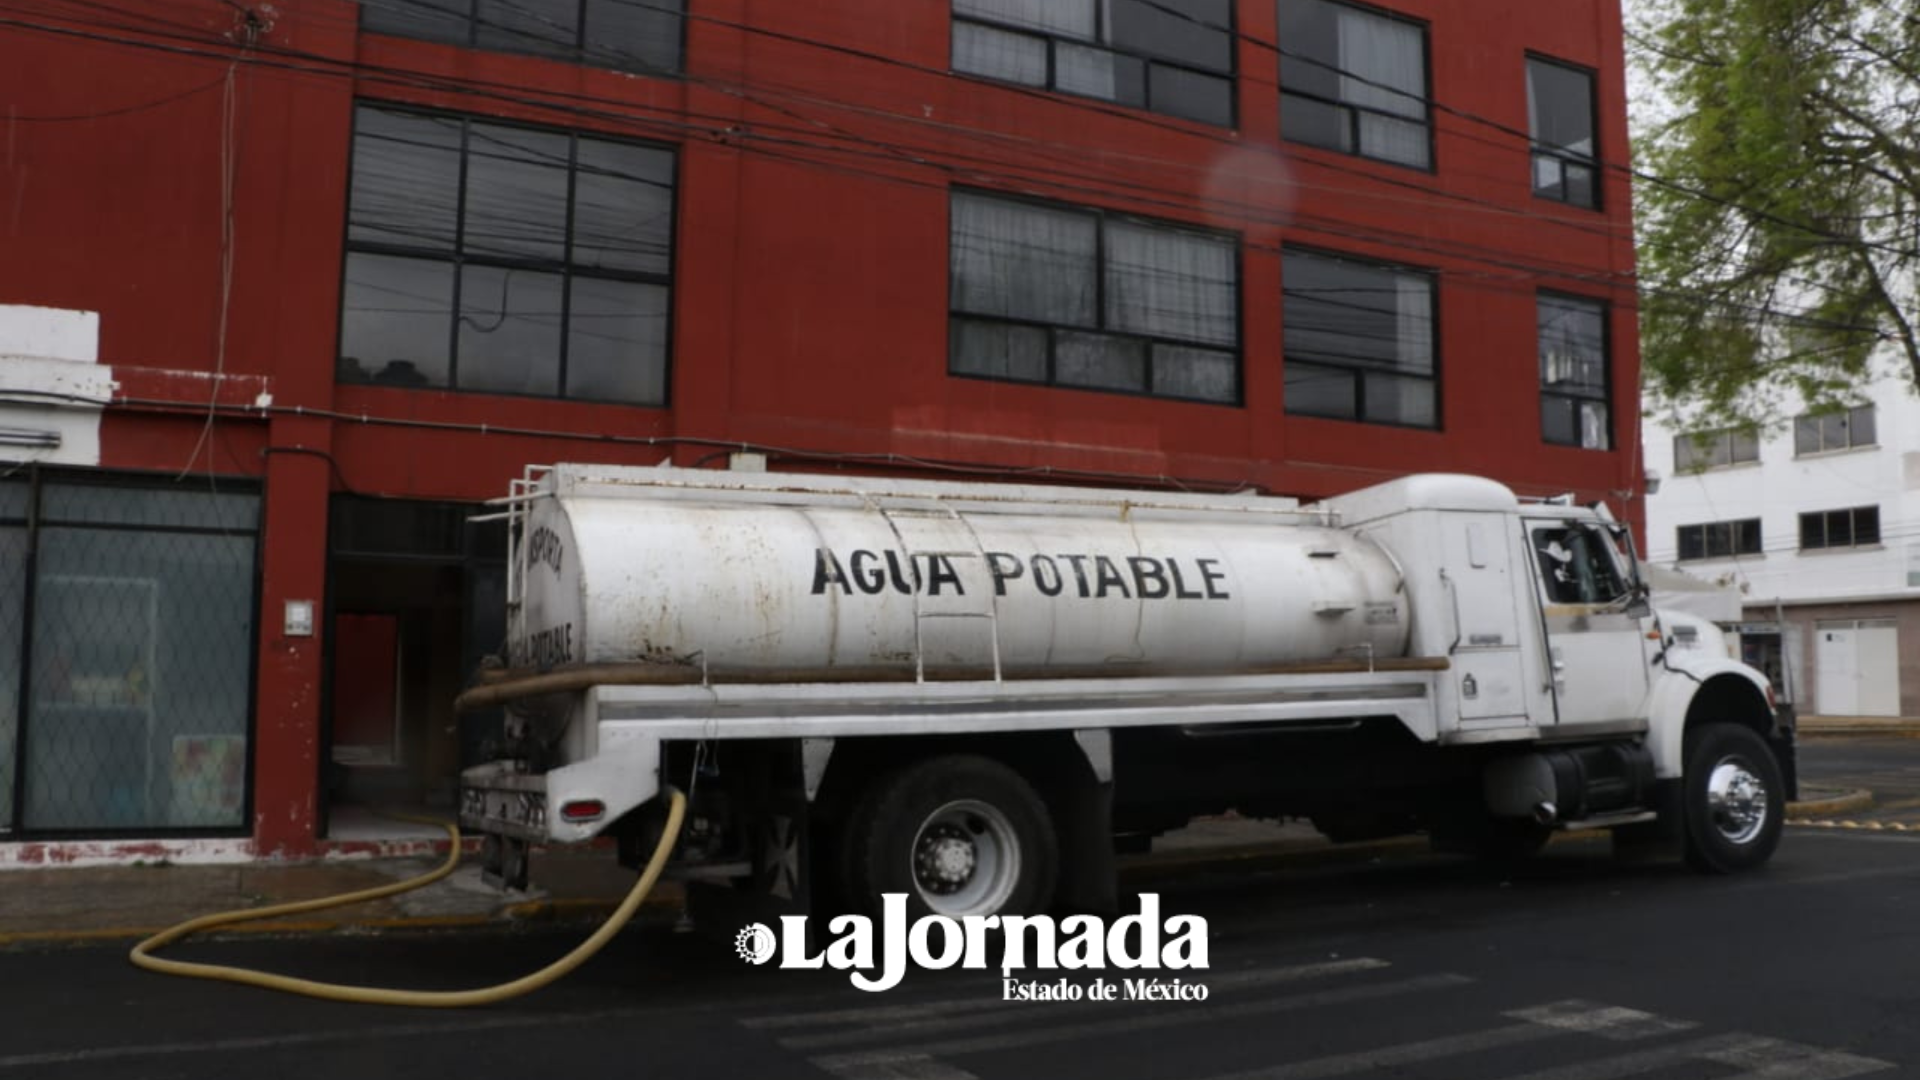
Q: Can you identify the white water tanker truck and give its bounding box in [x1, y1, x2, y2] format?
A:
[458, 463, 1793, 921]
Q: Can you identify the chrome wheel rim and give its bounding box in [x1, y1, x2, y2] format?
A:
[1705, 755, 1769, 845]
[910, 799, 1020, 916]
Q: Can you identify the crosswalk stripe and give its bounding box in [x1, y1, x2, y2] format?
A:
[1191, 1021, 1558, 1080]
[1702, 1035, 1894, 1079]
[1495, 1034, 1782, 1080]
[807, 973, 1471, 1069]
[748, 958, 1389, 1039]
[1504, 1000, 1697, 1041]
[813, 1053, 982, 1080]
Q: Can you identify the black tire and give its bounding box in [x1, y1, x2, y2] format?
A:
[843, 755, 1058, 919]
[1682, 722, 1784, 874]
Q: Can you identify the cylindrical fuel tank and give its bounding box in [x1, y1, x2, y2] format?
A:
[509, 466, 1411, 677]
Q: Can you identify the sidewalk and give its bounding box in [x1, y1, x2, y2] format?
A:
[1797, 714, 1920, 736]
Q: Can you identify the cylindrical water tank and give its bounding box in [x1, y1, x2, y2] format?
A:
[508, 467, 1411, 678]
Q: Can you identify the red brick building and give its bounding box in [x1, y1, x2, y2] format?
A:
[0, 0, 1641, 858]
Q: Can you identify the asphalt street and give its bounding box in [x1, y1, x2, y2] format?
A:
[2, 737, 1917, 1080]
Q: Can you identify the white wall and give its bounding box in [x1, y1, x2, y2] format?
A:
[0, 304, 110, 468]
[1643, 369, 1920, 605]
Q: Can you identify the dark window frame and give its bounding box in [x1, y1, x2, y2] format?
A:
[1793, 404, 1877, 456]
[1799, 506, 1881, 551]
[1537, 290, 1612, 450]
[1673, 427, 1760, 472]
[337, 102, 678, 406]
[950, 0, 1240, 128]
[1277, 0, 1435, 172]
[1676, 518, 1762, 562]
[947, 187, 1245, 406]
[1280, 244, 1441, 429]
[0, 465, 262, 841]
[357, 0, 687, 77]
[1525, 52, 1601, 210]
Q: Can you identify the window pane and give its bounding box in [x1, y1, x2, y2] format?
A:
[951, 194, 1098, 326]
[572, 139, 675, 276]
[1358, 113, 1429, 168]
[1794, 415, 1820, 455]
[339, 252, 453, 389]
[1538, 295, 1606, 392]
[1578, 400, 1610, 449]
[27, 523, 256, 830]
[1057, 44, 1147, 106]
[349, 107, 463, 251]
[953, 21, 1049, 85]
[1856, 507, 1880, 546]
[456, 266, 564, 396]
[1852, 405, 1876, 446]
[955, 0, 1095, 39]
[1284, 250, 1432, 373]
[1799, 514, 1822, 549]
[1822, 412, 1850, 452]
[40, 482, 258, 532]
[585, 0, 683, 74]
[1105, 221, 1237, 347]
[1281, 92, 1351, 153]
[1055, 331, 1146, 392]
[950, 318, 1049, 382]
[1332, 4, 1425, 120]
[566, 277, 669, 405]
[1109, 0, 1233, 72]
[1149, 64, 1234, 126]
[1732, 429, 1760, 463]
[1363, 372, 1435, 427]
[1541, 396, 1577, 446]
[1526, 58, 1594, 158]
[1674, 435, 1700, 472]
[1563, 162, 1596, 208]
[475, 0, 579, 59]
[1531, 153, 1564, 200]
[361, 0, 472, 45]
[1677, 526, 1703, 561]
[462, 123, 570, 263]
[1151, 344, 1237, 402]
[1828, 510, 1853, 548]
[1285, 361, 1358, 419]
[1736, 519, 1762, 554]
[1276, 0, 1342, 98]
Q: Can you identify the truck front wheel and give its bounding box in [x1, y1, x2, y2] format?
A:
[1682, 722, 1784, 873]
[844, 755, 1059, 919]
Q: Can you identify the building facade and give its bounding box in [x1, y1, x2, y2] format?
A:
[1644, 372, 1920, 719]
[0, 0, 1642, 858]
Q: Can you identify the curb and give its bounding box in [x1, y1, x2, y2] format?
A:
[1784, 788, 1874, 817]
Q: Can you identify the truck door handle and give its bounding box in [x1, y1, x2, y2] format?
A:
[1439, 569, 1463, 652]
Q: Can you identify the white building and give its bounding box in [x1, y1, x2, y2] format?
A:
[1643, 371, 1920, 718]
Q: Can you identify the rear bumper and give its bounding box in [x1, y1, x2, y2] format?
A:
[459, 737, 663, 844]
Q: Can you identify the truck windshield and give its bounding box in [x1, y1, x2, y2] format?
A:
[1532, 525, 1630, 605]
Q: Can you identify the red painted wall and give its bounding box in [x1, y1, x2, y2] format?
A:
[0, 0, 1643, 851]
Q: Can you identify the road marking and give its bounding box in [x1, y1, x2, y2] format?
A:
[1181, 1000, 1695, 1080]
[814, 1053, 981, 1080]
[745, 957, 1389, 1034]
[1504, 1000, 1697, 1041]
[806, 973, 1471, 1071]
[0, 1009, 632, 1071]
[1494, 1033, 1769, 1080]
[1702, 1034, 1895, 1079]
[1791, 819, 1918, 831]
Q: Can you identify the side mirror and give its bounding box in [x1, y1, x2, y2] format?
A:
[1626, 594, 1652, 620]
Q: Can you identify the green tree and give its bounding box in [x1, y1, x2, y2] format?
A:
[1634, 0, 1920, 423]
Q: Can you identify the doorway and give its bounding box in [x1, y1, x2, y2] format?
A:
[323, 496, 505, 840]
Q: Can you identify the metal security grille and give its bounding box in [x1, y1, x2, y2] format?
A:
[1, 470, 260, 837]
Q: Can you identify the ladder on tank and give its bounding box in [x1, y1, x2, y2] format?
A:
[872, 499, 1004, 683]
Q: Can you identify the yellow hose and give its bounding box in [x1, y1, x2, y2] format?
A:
[129, 789, 686, 1007]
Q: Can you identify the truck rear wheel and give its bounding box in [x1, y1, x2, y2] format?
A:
[1682, 722, 1784, 873]
[844, 755, 1058, 919]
